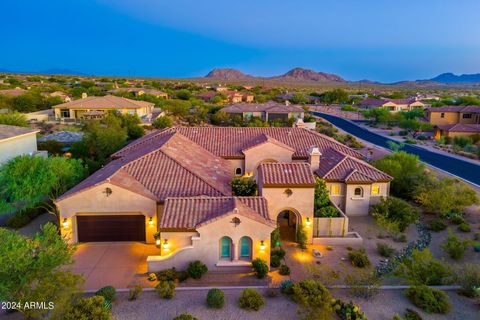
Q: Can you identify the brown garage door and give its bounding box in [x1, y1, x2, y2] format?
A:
[77, 215, 146, 242]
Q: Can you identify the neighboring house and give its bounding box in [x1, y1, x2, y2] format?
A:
[52, 95, 155, 121]
[410, 93, 440, 101]
[46, 91, 72, 102]
[0, 124, 43, 164]
[358, 98, 425, 112]
[0, 88, 27, 97]
[107, 88, 168, 99]
[25, 109, 54, 122]
[426, 105, 480, 139]
[55, 127, 391, 272]
[196, 90, 253, 103]
[195, 91, 217, 102]
[220, 101, 305, 121]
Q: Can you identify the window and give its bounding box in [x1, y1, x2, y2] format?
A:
[440, 113, 445, 118]
[463, 113, 472, 119]
[235, 168, 242, 176]
[239, 236, 252, 259]
[331, 185, 340, 195]
[244, 112, 253, 119]
[60, 109, 70, 118]
[220, 236, 231, 259]
[353, 187, 363, 198]
[371, 185, 380, 195]
[128, 109, 136, 115]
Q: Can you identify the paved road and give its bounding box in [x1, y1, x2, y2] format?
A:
[312, 111, 480, 186]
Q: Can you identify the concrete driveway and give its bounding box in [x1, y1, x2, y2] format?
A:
[71, 242, 159, 291]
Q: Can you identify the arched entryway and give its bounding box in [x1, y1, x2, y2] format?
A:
[276, 209, 300, 242]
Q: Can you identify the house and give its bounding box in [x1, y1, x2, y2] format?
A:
[358, 98, 425, 112]
[55, 127, 391, 272]
[195, 91, 217, 102]
[0, 124, 43, 164]
[52, 95, 155, 121]
[45, 91, 72, 102]
[0, 88, 27, 97]
[107, 88, 168, 99]
[220, 101, 305, 121]
[426, 105, 480, 139]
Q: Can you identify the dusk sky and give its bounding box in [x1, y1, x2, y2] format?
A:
[2, 0, 480, 82]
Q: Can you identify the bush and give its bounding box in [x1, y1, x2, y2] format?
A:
[279, 264, 291, 275]
[448, 212, 465, 225]
[231, 177, 257, 196]
[62, 296, 111, 320]
[395, 249, 452, 285]
[331, 299, 367, 320]
[458, 223, 471, 232]
[187, 261, 208, 279]
[405, 285, 451, 314]
[238, 288, 265, 311]
[348, 248, 370, 268]
[128, 285, 142, 301]
[173, 313, 198, 320]
[271, 248, 286, 259]
[403, 309, 423, 320]
[95, 286, 116, 302]
[398, 130, 409, 136]
[206, 288, 225, 309]
[426, 218, 447, 232]
[377, 242, 396, 258]
[156, 280, 175, 299]
[252, 258, 269, 279]
[441, 231, 471, 260]
[152, 115, 173, 129]
[176, 270, 189, 282]
[270, 255, 281, 268]
[280, 280, 294, 295]
[157, 268, 179, 282]
[291, 280, 333, 319]
[455, 263, 480, 298]
[371, 197, 419, 233]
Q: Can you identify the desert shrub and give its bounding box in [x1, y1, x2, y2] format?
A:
[291, 280, 333, 320]
[62, 296, 111, 320]
[405, 285, 451, 314]
[252, 258, 269, 279]
[398, 309, 423, 320]
[458, 223, 471, 232]
[455, 263, 480, 298]
[156, 268, 179, 282]
[238, 288, 264, 311]
[426, 218, 447, 232]
[371, 197, 419, 233]
[447, 212, 465, 225]
[279, 264, 291, 275]
[441, 231, 471, 260]
[95, 286, 116, 302]
[398, 130, 408, 136]
[176, 270, 189, 282]
[270, 255, 281, 267]
[206, 288, 225, 309]
[128, 285, 142, 301]
[152, 115, 173, 129]
[395, 249, 452, 285]
[155, 280, 175, 299]
[280, 280, 294, 295]
[187, 261, 208, 279]
[348, 248, 370, 268]
[344, 269, 381, 299]
[271, 248, 286, 259]
[173, 313, 198, 320]
[377, 242, 396, 258]
[296, 224, 308, 249]
[331, 299, 367, 320]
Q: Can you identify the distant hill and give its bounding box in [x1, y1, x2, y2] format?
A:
[274, 67, 345, 82]
[205, 68, 251, 79]
[0, 67, 86, 76]
[429, 72, 480, 83]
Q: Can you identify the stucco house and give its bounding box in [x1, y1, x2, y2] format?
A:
[0, 124, 41, 164]
[221, 101, 305, 121]
[55, 127, 391, 272]
[358, 98, 425, 112]
[107, 88, 168, 99]
[426, 105, 480, 139]
[52, 95, 155, 121]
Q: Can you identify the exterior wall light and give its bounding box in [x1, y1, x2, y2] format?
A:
[306, 217, 311, 227]
[148, 217, 153, 225]
[163, 239, 170, 251]
[260, 240, 266, 251]
[155, 239, 161, 246]
[62, 218, 69, 228]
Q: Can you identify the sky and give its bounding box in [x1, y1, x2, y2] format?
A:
[1, 0, 480, 82]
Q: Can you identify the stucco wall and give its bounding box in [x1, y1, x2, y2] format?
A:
[56, 183, 157, 243]
[343, 183, 389, 216]
[428, 111, 459, 125]
[243, 142, 294, 174]
[0, 133, 38, 164]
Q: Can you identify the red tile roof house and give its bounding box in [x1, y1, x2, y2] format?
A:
[358, 98, 425, 112]
[55, 127, 392, 272]
[220, 101, 305, 121]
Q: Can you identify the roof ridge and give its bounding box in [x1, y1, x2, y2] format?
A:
[322, 149, 348, 178]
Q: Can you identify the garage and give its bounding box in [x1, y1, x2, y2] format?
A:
[77, 215, 146, 242]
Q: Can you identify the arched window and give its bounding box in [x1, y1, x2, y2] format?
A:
[220, 236, 232, 259]
[354, 187, 363, 197]
[239, 236, 252, 260]
[235, 168, 242, 176]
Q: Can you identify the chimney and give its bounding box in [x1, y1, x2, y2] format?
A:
[81, 92, 88, 99]
[308, 146, 321, 172]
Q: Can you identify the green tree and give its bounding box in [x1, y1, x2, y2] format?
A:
[0, 111, 28, 126]
[371, 196, 419, 233]
[231, 177, 257, 196]
[290, 93, 308, 104]
[321, 89, 348, 104]
[0, 223, 84, 319]
[175, 89, 192, 100]
[399, 118, 432, 138]
[81, 117, 128, 161]
[210, 111, 230, 125]
[153, 115, 173, 128]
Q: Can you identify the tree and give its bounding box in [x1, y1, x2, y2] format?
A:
[371, 196, 419, 233]
[399, 118, 432, 138]
[321, 89, 348, 104]
[291, 280, 333, 320]
[395, 249, 452, 285]
[81, 117, 128, 162]
[175, 89, 192, 100]
[231, 177, 257, 196]
[0, 223, 84, 319]
[313, 177, 337, 217]
[0, 156, 85, 215]
[117, 112, 144, 139]
[153, 115, 173, 128]
[290, 93, 308, 104]
[210, 111, 230, 125]
[0, 111, 28, 126]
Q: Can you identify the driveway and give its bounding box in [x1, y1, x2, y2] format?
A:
[71, 242, 159, 291]
[312, 111, 480, 186]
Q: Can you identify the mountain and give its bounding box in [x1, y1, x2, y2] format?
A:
[0, 67, 86, 76]
[429, 72, 480, 83]
[205, 68, 251, 79]
[275, 67, 345, 82]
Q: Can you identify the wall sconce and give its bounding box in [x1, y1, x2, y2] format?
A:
[163, 239, 170, 251]
[62, 218, 69, 228]
[260, 240, 266, 251]
[306, 217, 311, 227]
[155, 238, 161, 246]
[148, 217, 153, 226]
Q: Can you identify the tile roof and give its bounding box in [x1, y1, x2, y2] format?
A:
[316, 148, 392, 183]
[360, 98, 420, 107]
[37, 131, 84, 143]
[56, 132, 232, 202]
[428, 105, 480, 113]
[52, 95, 154, 109]
[241, 134, 295, 153]
[0, 88, 27, 97]
[0, 124, 38, 140]
[160, 196, 274, 229]
[108, 88, 167, 95]
[258, 163, 315, 186]
[436, 123, 480, 133]
[112, 127, 362, 160]
[221, 101, 304, 114]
